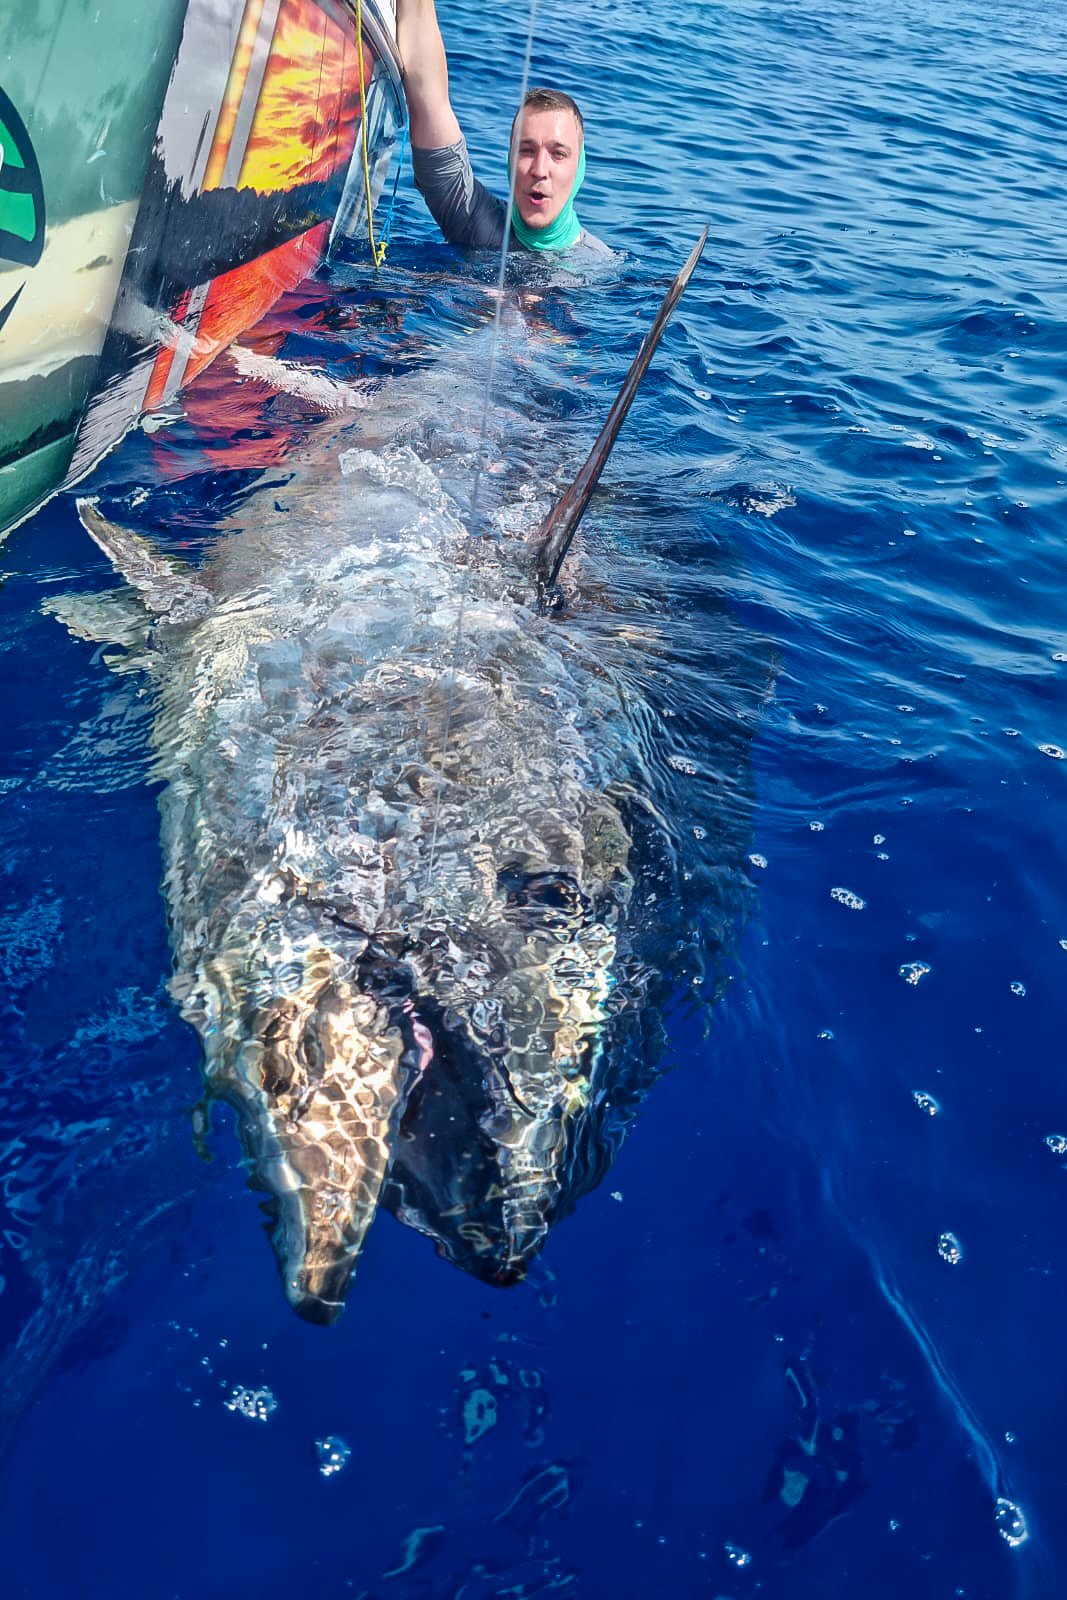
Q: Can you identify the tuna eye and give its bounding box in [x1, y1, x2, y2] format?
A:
[497, 869, 588, 929]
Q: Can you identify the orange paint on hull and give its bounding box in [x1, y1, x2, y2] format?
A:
[203, 0, 272, 190]
[143, 289, 193, 412]
[142, 0, 381, 422]
[181, 221, 330, 391]
[238, 0, 370, 194]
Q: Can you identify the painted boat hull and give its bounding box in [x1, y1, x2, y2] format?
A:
[0, 0, 405, 539]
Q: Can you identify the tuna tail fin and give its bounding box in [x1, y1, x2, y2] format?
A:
[532, 225, 709, 599]
[75, 498, 213, 624]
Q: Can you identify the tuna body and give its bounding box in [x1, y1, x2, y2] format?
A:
[144, 445, 635, 1320]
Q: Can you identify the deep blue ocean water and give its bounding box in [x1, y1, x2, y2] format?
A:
[2, 0, 1066, 1594]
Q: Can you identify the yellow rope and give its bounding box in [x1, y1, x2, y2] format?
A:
[355, 0, 386, 267]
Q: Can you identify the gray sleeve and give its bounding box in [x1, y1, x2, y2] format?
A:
[410, 137, 509, 250]
[575, 229, 613, 259]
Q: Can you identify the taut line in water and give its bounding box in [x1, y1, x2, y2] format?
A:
[424, 0, 539, 889]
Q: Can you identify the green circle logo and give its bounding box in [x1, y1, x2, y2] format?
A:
[0, 86, 45, 331]
[0, 86, 45, 266]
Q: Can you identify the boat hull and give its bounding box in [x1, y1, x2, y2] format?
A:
[0, 0, 405, 539]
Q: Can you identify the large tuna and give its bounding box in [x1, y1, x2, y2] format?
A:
[50, 233, 726, 1322]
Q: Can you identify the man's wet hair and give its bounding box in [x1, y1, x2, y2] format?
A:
[515, 86, 585, 141]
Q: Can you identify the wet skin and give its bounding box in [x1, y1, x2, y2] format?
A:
[511, 107, 582, 232]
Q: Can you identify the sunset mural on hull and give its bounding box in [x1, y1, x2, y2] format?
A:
[144, 0, 379, 407]
[237, 0, 371, 193]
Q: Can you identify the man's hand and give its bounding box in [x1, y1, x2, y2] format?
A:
[395, 0, 463, 150]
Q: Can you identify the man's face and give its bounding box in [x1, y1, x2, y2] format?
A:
[511, 107, 582, 231]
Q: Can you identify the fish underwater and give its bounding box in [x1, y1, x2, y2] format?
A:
[47, 236, 765, 1325]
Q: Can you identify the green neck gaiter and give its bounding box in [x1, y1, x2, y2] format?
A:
[509, 143, 586, 252]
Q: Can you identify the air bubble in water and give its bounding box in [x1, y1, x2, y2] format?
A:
[1038, 743, 1065, 759]
[831, 886, 866, 910]
[809, 820, 825, 832]
[1045, 1134, 1067, 1155]
[461, 1386, 498, 1444]
[224, 1385, 277, 1422]
[748, 852, 768, 870]
[994, 1497, 1029, 1548]
[316, 1436, 351, 1478]
[913, 1091, 939, 1116]
[1010, 981, 1026, 997]
[937, 1232, 963, 1266]
[724, 1542, 751, 1568]
[900, 961, 931, 986]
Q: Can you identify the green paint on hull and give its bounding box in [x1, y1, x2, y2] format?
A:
[0, 433, 76, 537]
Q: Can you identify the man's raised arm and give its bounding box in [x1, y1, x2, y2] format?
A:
[395, 0, 463, 150]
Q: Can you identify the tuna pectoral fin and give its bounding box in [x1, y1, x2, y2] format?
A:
[42, 588, 153, 654]
[75, 498, 213, 624]
[532, 225, 709, 597]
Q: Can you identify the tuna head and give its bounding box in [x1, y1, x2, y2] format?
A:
[182, 822, 630, 1314]
[183, 929, 415, 1325]
[390, 793, 634, 1288]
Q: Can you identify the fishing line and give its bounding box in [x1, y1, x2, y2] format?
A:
[424, 0, 540, 886]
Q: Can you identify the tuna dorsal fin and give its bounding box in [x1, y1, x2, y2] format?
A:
[532, 226, 709, 599]
[76, 498, 213, 624]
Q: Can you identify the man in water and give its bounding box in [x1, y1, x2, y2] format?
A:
[395, 0, 609, 259]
